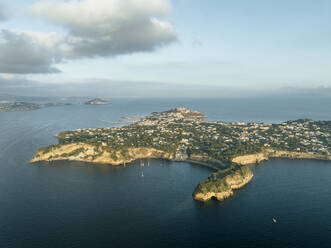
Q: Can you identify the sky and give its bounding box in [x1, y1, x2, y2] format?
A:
[0, 0, 331, 98]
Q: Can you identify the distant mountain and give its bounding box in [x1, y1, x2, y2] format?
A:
[84, 98, 110, 105]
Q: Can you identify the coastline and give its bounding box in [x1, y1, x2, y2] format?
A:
[30, 144, 331, 203]
[30, 145, 331, 167]
[30, 143, 224, 171]
[30, 143, 174, 166]
[193, 164, 254, 202]
[231, 149, 331, 166]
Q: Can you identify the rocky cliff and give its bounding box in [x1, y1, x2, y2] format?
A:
[30, 143, 173, 165]
[232, 149, 331, 165]
[193, 165, 254, 202]
[30, 145, 330, 204]
[193, 149, 331, 203]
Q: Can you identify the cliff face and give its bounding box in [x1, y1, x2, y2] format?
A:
[30, 144, 330, 204]
[268, 150, 331, 160]
[232, 149, 331, 165]
[193, 165, 254, 202]
[193, 149, 331, 202]
[30, 143, 173, 165]
[232, 153, 268, 165]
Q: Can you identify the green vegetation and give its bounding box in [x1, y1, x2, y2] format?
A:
[33, 108, 331, 202]
[110, 152, 118, 161]
[194, 164, 252, 195]
[54, 108, 330, 165]
[68, 148, 85, 157]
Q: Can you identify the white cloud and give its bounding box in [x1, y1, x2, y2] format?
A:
[0, 3, 8, 21]
[0, 0, 177, 74]
[0, 30, 64, 74]
[31, 0, 177, 58]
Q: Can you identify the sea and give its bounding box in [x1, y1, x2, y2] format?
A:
[0, 97, 330, 248]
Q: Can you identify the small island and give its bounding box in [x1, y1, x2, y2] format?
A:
[30, 108, 331, 202]
[0, 101, 41, 112]
[0, 101, 71, 112]
[85, 98, 110, 105]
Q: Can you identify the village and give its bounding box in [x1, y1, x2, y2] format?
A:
[56, 108, 330, 164]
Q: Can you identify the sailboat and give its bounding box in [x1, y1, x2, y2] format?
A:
[141, 171, 144, 177]
[140, 159, 144, 166]
[147, 160, 150, 167]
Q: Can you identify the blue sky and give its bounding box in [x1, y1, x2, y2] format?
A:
[0, 0, 330, 97]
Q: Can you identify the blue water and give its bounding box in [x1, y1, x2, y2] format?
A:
[0, 98, 330, 247]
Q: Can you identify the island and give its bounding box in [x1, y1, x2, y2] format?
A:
[0, 101, 71, 112]
[85, 98, 110, 105]
[30, 107, 331, 202]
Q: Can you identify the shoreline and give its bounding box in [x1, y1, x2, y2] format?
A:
[30, 146, 331, 167]
[231, 149, 331, 166]
[30, 145, 331, 203]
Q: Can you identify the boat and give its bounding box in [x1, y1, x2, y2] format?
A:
[273, 218, 277, 223]
[141, 171, 144, 177]
[140, 160, 144, 166]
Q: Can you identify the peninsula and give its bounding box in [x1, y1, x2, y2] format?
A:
[30, 108, 331, 202]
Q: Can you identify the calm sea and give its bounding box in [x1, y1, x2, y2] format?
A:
[0, 97, 330, 248]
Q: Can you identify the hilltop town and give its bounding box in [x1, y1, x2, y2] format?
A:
[51, 107, 330, 162]
[31, 108, 331, 202]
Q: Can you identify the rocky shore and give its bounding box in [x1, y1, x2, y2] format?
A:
[232, 149, 331, 165]
[193, 165, 254, 202]
[30, 107, 330, 204]
[30, 143, 173, 165]
[30, 145, 331, 203]
[193, 149, 331, 202]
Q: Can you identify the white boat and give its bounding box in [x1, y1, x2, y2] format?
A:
[141, 172, 144, 177]
[273, 218, 277, 223]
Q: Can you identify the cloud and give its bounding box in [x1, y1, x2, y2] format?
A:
[0, 3, 8, 21]
[0, 0, 177, 74]
[0, 30, 64, 74]
[30, 0, 177, 58]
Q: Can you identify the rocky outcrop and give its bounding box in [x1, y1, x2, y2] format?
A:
[268, 150, 331, 160]
[232, 152, 268, 165]
[193, 165, 254, 202]
[193, 149, 331, 203]
[232, 149, 331, 166]
[30, 143, 173, 165]
[30, 144, 330, 204]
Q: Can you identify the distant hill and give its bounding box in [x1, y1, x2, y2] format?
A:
[84, 98, 110, 105]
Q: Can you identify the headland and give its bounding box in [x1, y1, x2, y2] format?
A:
[30, 108, 331, 202]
